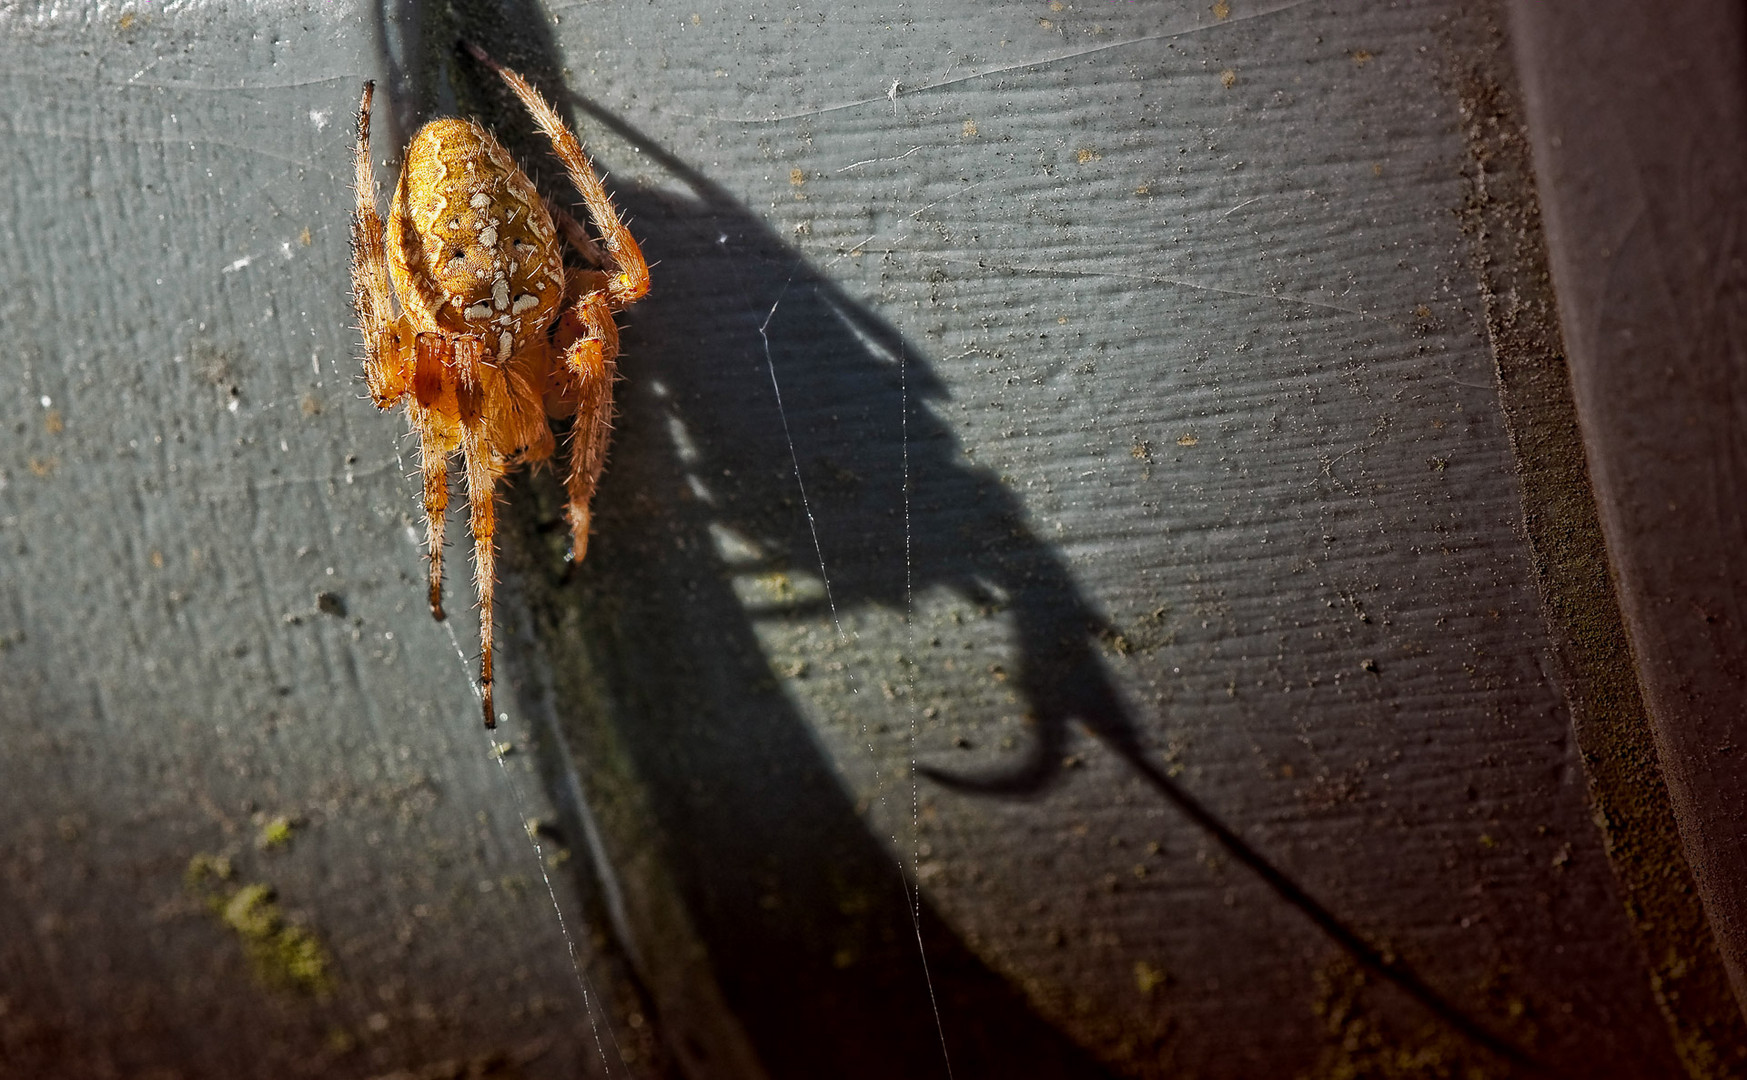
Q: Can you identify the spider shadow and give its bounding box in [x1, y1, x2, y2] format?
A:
[521, 186, 1130, 1078]
[393, 5, 1539, 1075]
[545, 110, 1536, 1077]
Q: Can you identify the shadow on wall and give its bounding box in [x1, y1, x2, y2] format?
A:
[539, 173, 1130, 1077]
[543, 97, 1532, 1080]
[398, 3, 1536, 1075]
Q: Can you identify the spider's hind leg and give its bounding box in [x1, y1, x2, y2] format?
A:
[450, 335, 506, 729]
[552, 284, 619, 563]
[412, 333, 461, 621]
[418, 426, 452, 622]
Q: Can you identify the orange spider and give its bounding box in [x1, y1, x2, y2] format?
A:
[350, 42, 648, 728]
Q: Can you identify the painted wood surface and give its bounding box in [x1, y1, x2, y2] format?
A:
[0, 2, 1726, 1076]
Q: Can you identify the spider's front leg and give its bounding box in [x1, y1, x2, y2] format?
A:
[357, 83, 443, 619]
[465, 42, 650, 310]
[351, 81, 413, 409]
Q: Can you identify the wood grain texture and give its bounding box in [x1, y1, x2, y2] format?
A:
[0, 1, 1709, 1077]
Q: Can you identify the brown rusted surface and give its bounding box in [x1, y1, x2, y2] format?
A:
[1506, 0, 1747, 1070]
[1451, 11, 1747, 1076]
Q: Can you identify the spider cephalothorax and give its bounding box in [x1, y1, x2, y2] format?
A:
[351, 43, 648, 727]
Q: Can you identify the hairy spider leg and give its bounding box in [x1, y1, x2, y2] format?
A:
[416, 331, 502, 727]
[412, 334, 460, 621]
[545, 200, 610, 271]
[418, 427, 451, 620]
[552, 275, 620, 561]
[466, 42, 652, 561]
[449, 334, 508, 729]
[462, 437, 504, 728]
[464, 42, 650, 311]
[357, 82, 450, 620]
[351, 82, 413, 409]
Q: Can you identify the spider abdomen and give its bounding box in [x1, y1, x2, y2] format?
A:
[388, 118, 565, 357]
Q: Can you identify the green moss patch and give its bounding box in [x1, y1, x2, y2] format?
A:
[186, 854, 333, 996]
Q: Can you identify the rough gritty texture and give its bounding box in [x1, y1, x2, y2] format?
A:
[1454, 14, 1747, 1076]
[1508, 0, 1747, 1043]
[0, 1, 1712, 1078]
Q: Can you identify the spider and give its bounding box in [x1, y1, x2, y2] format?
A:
[350, 42, 648, 728]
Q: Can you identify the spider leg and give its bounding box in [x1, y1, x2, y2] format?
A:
[464, 43, 650, 310]
[552, 284, 619, 562]
[452, 335, 505, 729]
[543, 198, 610, 271]
[413, 334, 460, 621]
[352, 81, 412, 407]
[418, 428, 453, 621]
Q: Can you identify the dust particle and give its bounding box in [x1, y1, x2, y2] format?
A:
[1134, 960, 1167, 995]
[1220, 69, 1237, 88]
[195, 346, 233, 387]
[299, 393, 322, 417]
